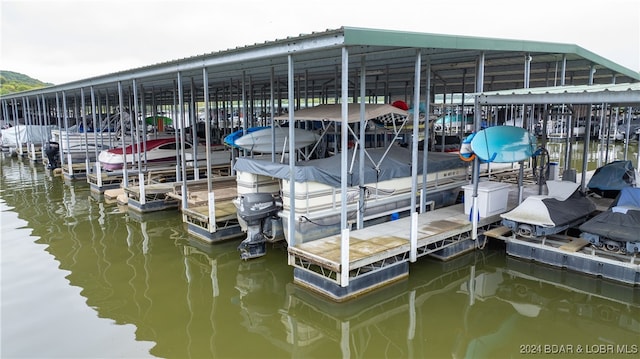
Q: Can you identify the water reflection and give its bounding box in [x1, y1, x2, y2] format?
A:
[2, 153, 639, 359]
[545, 140, 638, 173]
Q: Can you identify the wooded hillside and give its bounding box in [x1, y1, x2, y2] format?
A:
[0, 71, 54, 95]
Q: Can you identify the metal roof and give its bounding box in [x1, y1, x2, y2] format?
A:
[1, 26, 639, 109]
[476, 82, 640, 105]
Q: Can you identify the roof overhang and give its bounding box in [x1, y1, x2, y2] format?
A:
[476, 82, 640, 105]
[1, 26, 638, 105]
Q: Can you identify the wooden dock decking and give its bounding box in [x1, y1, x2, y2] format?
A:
[122, 174, 238, 214]
[288, 202, 505, 301]
[166, 176, 238, 207]
[87, 163, 231, 194]
[125, 182, 178, 212]
[181, 199, 244, 243]
[62, 162, 90, 180]
[161, 176, 244, 243]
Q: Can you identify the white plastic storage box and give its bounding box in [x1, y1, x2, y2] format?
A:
[462, 181, 511, 218]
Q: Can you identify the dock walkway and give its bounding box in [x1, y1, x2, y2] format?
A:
[288, 202, 505, 301]
[166, 176, 243, 243]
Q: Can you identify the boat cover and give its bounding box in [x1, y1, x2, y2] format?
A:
[587, 160, 637, 191]
[500, 180, 595, 227]
[579, 187, 640, 242]
[273, 103, 409, 123]
[1, 125, 54, 146]
[224, 127, 268, 148]
[233, 146, 466, 187]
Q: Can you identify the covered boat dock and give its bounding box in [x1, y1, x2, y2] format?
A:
[477, 83, 640, 287]
[1, 26, 639, 301]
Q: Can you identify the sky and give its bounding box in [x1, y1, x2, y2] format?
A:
[1, 0, 639, 85]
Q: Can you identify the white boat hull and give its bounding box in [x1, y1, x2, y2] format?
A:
[233, 127, 320, 153]
[98, 145, 230, 170]
[51, 129, 118, 150]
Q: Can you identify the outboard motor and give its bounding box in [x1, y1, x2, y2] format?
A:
[237, 193, 281, 260]
[44, 141, 60, 170]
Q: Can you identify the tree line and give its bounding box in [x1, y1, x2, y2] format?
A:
[0, 70, 53, 96]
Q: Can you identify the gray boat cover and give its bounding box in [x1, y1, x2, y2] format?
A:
[579, 187, 640, 242]
[501, 181, 595, 227]
[1, 125, 54, 146]
[234, 146, 467, 187]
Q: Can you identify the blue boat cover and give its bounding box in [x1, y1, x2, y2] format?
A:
[615, 186, 640, 210]
[587, 160, 636, 191]
[223, 127, 268, 148]
[233, 146, 467, 187]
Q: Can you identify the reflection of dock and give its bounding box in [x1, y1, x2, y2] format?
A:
[277, 251, 639, 358]
[503, 256, 640, 306]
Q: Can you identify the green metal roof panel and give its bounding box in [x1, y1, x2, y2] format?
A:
[341, 27, 639, 80]
[342, 26, 567, 51]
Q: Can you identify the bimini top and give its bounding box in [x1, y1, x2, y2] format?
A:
[274, 103, 408, 123]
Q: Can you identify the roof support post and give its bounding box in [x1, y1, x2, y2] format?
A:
[53, 93, 64, 169]
[90, 86, 101, 179]
[270, 67, 276, 161]
[0, 101, 6, 126]
[560, 55, 567, 86]
[524, 53, 531, 89]
[132, 79, 142, 172]
[340, 46, 350, 287]
[62, 91, 73, 173]
[171, 81, 180, 179]
[410, 50, 421, 263]
[79, 88, 89, 172]
[131, 80, 148, 204]
[471, 52, 485, 241]
[520, 55, 531, 204]
[117, 82, 129, 189]
[287, 54, 297, 249]
[242, 71, 248, 133]
[22, 96, 30, 156]
[203, 66, 218, 233]
[10, 98, 19, 156]
[203, 67, 213, 193]
[189, 77, 199, 180]
[177, 72, 188, 209]
[420, 56, 431, 214]
[357, 56, 366, 231]
[580, 104, 593, 192]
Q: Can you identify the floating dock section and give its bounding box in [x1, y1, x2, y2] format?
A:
[167, 176, 243, 243]
[484, 228, 640, 286]
[288, 203, 504, 302]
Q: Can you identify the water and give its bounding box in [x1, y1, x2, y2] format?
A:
[1, 148, 639, 359]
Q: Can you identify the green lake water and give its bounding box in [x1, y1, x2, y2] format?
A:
[1, 145, 639, 359]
